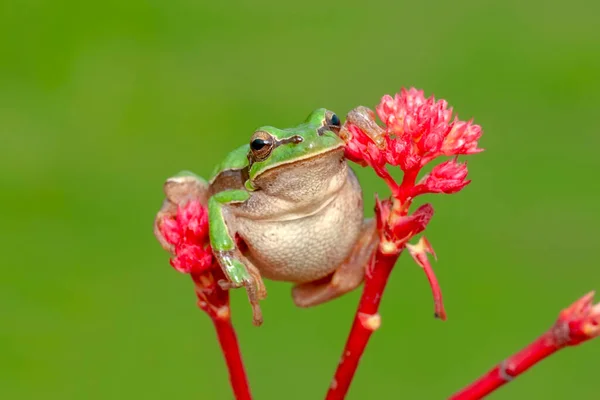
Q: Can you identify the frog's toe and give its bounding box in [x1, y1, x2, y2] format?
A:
[217, 279, 244, 290]
[250, 303, 263, 326]
[217, 277, 264, 325]
[243, 277, 264, 326]
[245, 261, 268, 300]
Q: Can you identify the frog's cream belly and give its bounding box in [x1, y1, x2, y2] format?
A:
[236, 174, 364, 283]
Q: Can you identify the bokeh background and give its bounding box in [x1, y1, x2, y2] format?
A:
[2, 0, 599, 398]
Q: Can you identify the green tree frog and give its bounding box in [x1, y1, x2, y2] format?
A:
[171, 109, 378, 325]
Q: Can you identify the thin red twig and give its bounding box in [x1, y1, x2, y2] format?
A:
[212, 312, 252, 400]
[449, 333, 558, 400]
[192, 271, 253, 400]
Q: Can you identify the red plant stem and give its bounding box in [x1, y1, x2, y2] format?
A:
[449, 331, 560, 400]
[212, 312, 253, 400]
[326, 170, 421, 399]
[326, 251, 401, 400]
[398, 169, 418, 203]
[193, 271, 252, 400]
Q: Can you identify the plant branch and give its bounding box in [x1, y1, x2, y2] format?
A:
[448, 332, 558, 400]
[192, 271, 253, 400]
[325, 167, 442, 399]
[325, 251, 401, 400]
[449, 291, 600, 399]
[212, 310, 252, 400]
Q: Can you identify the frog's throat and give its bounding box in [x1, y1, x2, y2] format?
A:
[245, 192, 339, 222]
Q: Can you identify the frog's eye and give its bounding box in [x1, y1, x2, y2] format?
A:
[330, 113, 341, 127]
[325, 111, 341, 134]
[249, 131, 275, 162]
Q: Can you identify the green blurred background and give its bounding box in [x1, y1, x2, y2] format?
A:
[2, 0, 599, 398]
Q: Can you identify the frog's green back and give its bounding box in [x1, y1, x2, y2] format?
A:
[210, 144, 250, 181]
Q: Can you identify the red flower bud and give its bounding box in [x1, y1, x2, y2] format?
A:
[555, 291, 600, 346]
[415, 159, 470, 195]
[388, 203, 434, 244]
[441, 118, 483, 156]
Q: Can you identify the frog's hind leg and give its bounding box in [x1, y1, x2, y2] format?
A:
[292, 219, 378, 308]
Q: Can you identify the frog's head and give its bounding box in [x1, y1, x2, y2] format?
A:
[247, 108, 345, 183]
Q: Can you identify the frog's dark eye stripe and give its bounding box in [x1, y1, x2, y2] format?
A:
[278, 135, 303, 146]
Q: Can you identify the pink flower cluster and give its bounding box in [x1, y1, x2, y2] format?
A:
[159, 200, 214, 274]
[341, 87, 484, 321]
[344, 88, 482, 198]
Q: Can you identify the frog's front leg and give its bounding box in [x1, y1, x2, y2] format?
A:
[209, 190, 267, 326]
[292, 219, 378, 307]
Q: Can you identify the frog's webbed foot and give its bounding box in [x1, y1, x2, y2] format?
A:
[292, 219, 378, 307]
[215, 249, 267, 326]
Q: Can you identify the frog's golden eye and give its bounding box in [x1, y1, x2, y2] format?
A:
[249, 131, 275, 162]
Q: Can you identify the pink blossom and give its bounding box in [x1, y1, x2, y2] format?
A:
[159, 200, 214, 275]
[415, 159, 471, 195]
[344, 87, 483, 176]
[441, 118, 483, 156]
